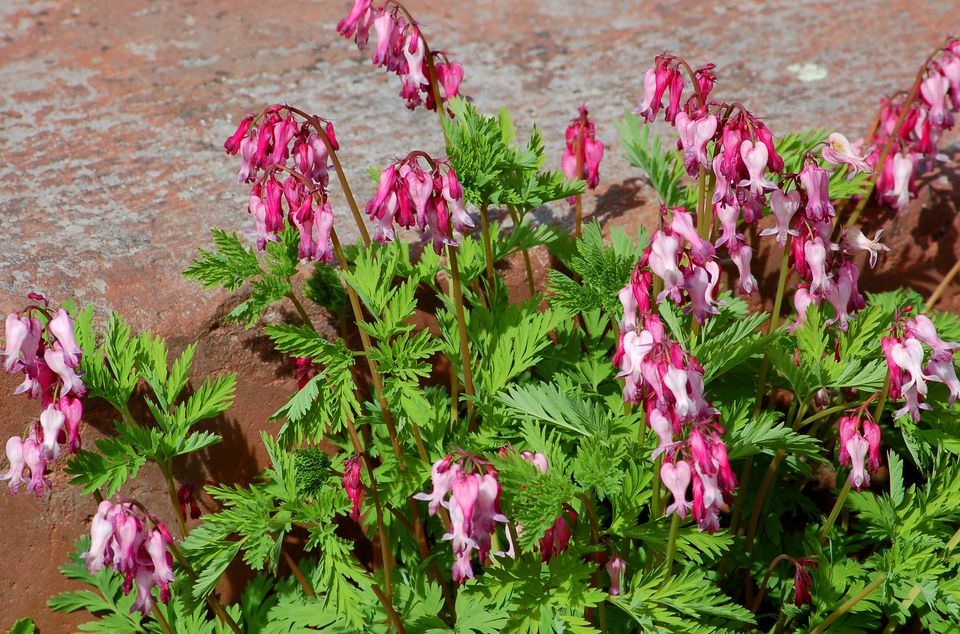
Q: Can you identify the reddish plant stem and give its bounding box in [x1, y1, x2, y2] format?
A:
[926, 259, 960, 311]
[843, 43, 947, 229]
[280, 105, 371, 246]
[750, 554, 792, 613]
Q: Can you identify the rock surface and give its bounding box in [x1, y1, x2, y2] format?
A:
[1, 0, 959, 629]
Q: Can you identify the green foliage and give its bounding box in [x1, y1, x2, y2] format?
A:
[7, 619, 35, 634]
[49, 538, 146, 632]
[776, 129, 872, 200]
[184, 226, 302, 328]
[444, 97, 582, 213]
[548, 221, 647, 318]
[616, 111, 691, 207]
[67, 313, 233, 496]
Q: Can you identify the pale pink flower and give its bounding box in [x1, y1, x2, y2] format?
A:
[606, 555, 626, 596]
[0, 437, 27, 493]
[760, 189, 801, 247]
[843, 227, 889, 268]
[661, 459, 692, 519]
[821, 133, 872, 177]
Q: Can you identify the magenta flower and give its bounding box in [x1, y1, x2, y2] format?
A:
[336, 0, 374, 44]
[792, 558, 818, 606]
[606, 555, 626, 596]
[341, 455, 364, 521]
[675, 112, 717, 176]
[561, 105, 604, 196]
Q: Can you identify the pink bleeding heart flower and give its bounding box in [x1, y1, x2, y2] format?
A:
[660, 458, 692, 519]
[648, 408, 675, 459]
[729, 243, 758, 295]
[39, 403, 65, 460]
[920, 72, 952, 127]
[889, 153, 915, 211]
[845, 434, 871, 490]
[402, 32, 429, 87]
[843, 227, 889, 268]
[927, 356, 960, 404]
[738, 141, 775, 196]
[44, 348, 85, 396]
[760, 189, 801, 247]
[337, 0, 374, 41]
[714, 202, 743, 250]
[669, 209, 714, 265]
[145, 527, 175, 603]
[371, 10, 395, 65]
[0, 437, 27, 493]
[683, 261, 721, 324]
[48, 309, 82, 368]
[821, 133, 872, 178]
[435, 61, 464, 100]
[804, 239, 831, 295]
[606, 555, 626, 596]
[649, 232, 683, 300]
[675, 112, 718, 176]
[82, 500, 117, 573]
[22, 437, 50, 497]
[341, 455, 363, 521]
[799, 163, 835, 221]
[224, 115, 253, 155]
[905, 314, 959, 359]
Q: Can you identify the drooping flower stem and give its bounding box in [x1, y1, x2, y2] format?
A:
[371, 583, 409, 634]
[843, 43, 946, 229]
[695, 165, 709, 238]
[152, 604, 174, 634]
[280, 548, 316, 597]
[330, 229, 430, 465]
[662, 513, 682, 577]
[285, 291, 315, 330]
[730, 244, 792, 536]
[881, 583, 924, 634]
[945, 525, 960, 554]
[282, 106, 371, 246]
[507, 204, 537, 296]
[745, 401, 808, 552]
[750, 554, 792, 612]
[810, 574, 886, 634]
[479, 204, 497, 286]
[818, 480, 851, 542]
[159, 460, 189, 539]
[446, 244, 477, 428]
[926, 258, 960, 311]
[385, 0, 450, 145]
[343, 413, 395, 601]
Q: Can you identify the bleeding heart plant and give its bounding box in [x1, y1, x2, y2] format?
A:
[5, 5, 960, 634]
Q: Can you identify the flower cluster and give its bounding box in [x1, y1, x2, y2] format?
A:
[1, 302, 85, 496]
[366, 154, 474, 252]
[225, 106, 337, 261]
[341, 455, 364, 521]
[779, 161, 882, 332]
[82, 499, 175, 615]
[638, 56, 784, 295]
[337, 0, 463, 111]
[561, 105, 604, 201]
[882, 312, 960, 421]
[615, 272, 736, 533]
[866, 37, 960, 211]
[414, 454, 507, 583]
[836, 410, 881, 490]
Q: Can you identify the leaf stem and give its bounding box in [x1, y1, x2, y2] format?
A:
[750, 554, 792, 613]
[152, 604, 174, 634]
[371, 582, 409, 634]
[479, 204, 496, 287]
[819, 480, 851, 542]
[330, 229, 429, 465]
[881, 582, 923, 634]
[280, 548, 315, 597]
[810, 574, 885, 634]
[446, 244, 477, 430]
[506, 205, 537, 297]
[663, 512, 681, 578]
[925, 258, 960, 312]
[285, 291, 315, 331]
